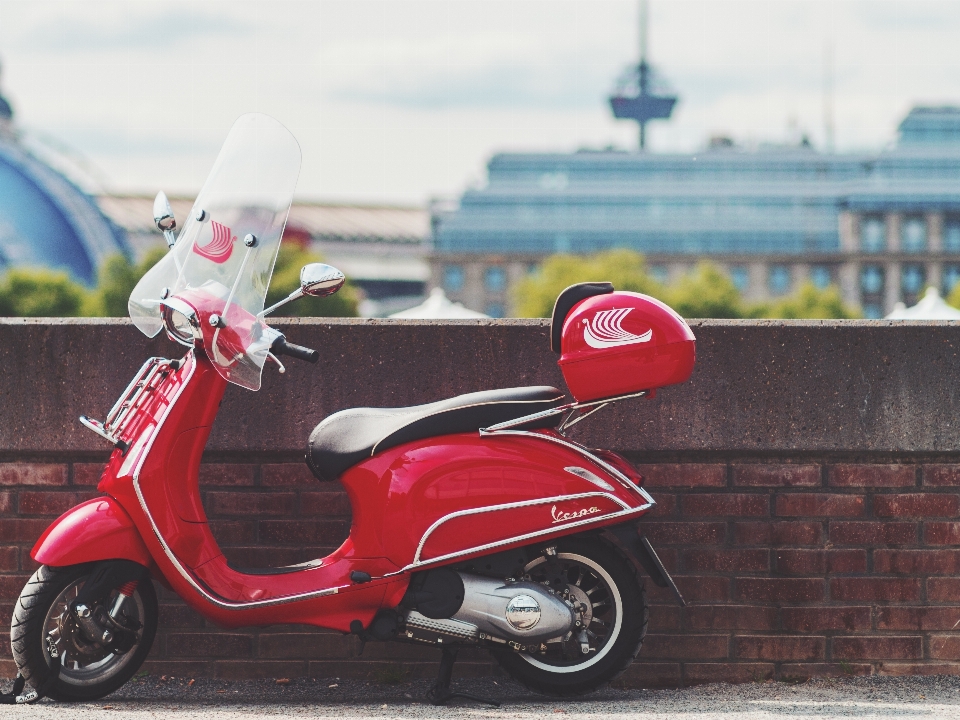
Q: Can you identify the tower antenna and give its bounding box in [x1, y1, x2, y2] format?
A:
[823, 41, 835, 153]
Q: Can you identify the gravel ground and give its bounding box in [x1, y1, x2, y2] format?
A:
[5, 674, 960, 718]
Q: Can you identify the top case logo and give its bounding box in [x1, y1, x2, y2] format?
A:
[193, 221, 236, 264]
[583, 308, 652, 349]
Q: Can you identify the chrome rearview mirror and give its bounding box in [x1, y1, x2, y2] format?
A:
[153, 191, 177, 248]
[259, 264, 346, 318]
[300, 263, 345, 297]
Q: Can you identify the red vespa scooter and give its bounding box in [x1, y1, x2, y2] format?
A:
[7, 114, 694, 704]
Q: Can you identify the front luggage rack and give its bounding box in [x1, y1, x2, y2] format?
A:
[481, 389, 649, 436]
[79, 357, 177, 452]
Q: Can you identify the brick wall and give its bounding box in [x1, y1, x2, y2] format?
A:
[4, 319, 960, 686]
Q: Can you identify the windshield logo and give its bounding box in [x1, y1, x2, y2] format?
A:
[583, 308, 652, 349]
[193, 221, 237, 264]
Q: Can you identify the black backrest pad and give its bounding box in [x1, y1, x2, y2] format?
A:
[550, 282, 615, 354]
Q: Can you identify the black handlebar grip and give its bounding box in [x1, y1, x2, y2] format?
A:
[271, 337, 319, 364]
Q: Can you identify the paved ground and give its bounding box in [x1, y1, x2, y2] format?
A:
[5, 674, 960, 718]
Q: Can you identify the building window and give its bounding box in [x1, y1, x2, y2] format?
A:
[860, 264, 885, 318]
[901, 263, 926, 306]
[484, 266, 506, 293]
[810, 265, 833, 289]
[485, 302, 505, 318]
[768, 265, 791, 295]
[728, 266, 749, 292]
[861, 217, 886, 253]
[860, 264, 885, 295]
[649, 264, 668, 285]
[443, 265, 464, 292]
[944, 264, 960, 296]
[946, 217, 960, 253]
[863, 303, 884, 319]
[901, 217, 927, 253]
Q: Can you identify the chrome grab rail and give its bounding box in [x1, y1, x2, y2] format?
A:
[481, 389, 648, 435]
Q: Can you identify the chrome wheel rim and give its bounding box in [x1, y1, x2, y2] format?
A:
[42, 578, 145, 687]
[517, 552, 623, 673]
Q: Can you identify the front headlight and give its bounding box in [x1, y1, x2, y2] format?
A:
[160, 298, 201, 347]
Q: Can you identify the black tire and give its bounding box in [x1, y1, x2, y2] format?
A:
[491, 536, 647, 696]
[10, 564, 158, 702]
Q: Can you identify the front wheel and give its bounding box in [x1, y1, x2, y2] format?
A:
[10, 564, 158, 702]
[491, 536, 648, 696]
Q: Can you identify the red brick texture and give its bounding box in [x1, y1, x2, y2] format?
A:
[2, 460, 960, 686]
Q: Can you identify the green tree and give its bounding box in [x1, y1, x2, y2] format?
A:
[757, 282, 861, 319]
[87, 248, 166, 317]
[264, 244, 359, 317]
[0, 267, 86, 317]
[947, 283, 960, 310]
[512, 249, 664, 318]
[663, 262, 745, 319]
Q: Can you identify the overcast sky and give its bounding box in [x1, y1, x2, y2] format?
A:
[1, 0, 960, 204]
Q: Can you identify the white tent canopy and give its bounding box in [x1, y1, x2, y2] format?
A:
[389, 287, 489, 319]
[885, 287, 960, 320]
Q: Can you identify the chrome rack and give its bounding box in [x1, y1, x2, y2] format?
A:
[482, 390, 649, 437]
[79, 357, 178, 452]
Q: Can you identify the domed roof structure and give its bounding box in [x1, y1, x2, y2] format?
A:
[0, 65, 127, 285]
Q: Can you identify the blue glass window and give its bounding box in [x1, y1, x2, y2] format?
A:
[901, 264, 925, 295]
[768, 265, 791, 295]
[729, 266, 749, 292]
[901, 217, 927, 253]
[861, 217, 886, 253]
[860, 265, 884, 295]
[944, 264, 960, 295]
[863, 303, 884, 319]
[945, 218, 960, 253]
[484, 266, 506, 292]
[485, 303, 505, 318]
[443, 265, 464, 292]
[810, 265, 833, 289]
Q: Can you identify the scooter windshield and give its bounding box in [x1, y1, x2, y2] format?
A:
[128, 113, 301, 391]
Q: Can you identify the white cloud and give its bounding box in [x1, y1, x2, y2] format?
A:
[0, 0, 959, 203]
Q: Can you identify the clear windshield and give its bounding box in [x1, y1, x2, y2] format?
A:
[129, 113, 301, 390]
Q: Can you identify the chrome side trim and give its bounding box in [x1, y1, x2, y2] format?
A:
[401, 505, 651, 573]
[413, 491, 631, 565]
[131, 352, 346, 609]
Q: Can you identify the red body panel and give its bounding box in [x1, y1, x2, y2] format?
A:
[558, 291, 696, 402]
[32, 496, 152, 568]
[37, 349, 654, 632]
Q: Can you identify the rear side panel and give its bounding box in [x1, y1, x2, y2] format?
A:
[341, 429, 653, 571]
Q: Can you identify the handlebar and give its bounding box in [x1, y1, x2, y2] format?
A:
[271, 336, 319, 364]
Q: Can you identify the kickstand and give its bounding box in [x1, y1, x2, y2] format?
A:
[425, 646, 500, 708]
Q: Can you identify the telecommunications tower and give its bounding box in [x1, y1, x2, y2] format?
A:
[608, 0, 678, 150]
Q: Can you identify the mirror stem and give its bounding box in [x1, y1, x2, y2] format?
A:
[259, 288, 304, 319]
[163, 230, 176, 249]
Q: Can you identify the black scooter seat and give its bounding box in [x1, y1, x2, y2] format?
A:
[306, 386, 566, 482]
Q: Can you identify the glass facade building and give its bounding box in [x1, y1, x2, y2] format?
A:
[432, 106, 960, 317]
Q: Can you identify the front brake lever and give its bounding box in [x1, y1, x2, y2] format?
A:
[266, 352, 286, 374]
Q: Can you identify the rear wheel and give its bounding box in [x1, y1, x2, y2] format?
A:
[10, 564, 158, 701]
[491, 536, 647, 696]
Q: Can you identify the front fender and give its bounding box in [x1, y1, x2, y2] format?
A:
[32, 496, 152, 568]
